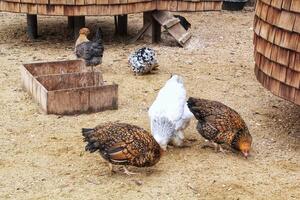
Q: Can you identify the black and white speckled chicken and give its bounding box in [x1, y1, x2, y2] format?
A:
[82, 122, 162, 175]
[75, 27, 104, 67]
[128, 47, 158, 75]
[187, 97, 252, 158]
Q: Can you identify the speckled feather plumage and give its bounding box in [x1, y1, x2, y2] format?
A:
[128, 47, 158, 75]
[82, 122, 161, 167]
[187, 97, 251, 150]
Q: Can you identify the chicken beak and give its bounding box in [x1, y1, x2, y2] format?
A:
[243, 152, 249, 159]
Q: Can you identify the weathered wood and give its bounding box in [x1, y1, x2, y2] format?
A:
[152, 12, 161, 43]
[24, 59, 86, 76]
[21, 59, 118, 115]
[0, 1, 223, 16]
[152, 11, 192, 46]
[129, 21, 151, 43]
[27, 14, 37, 39]
[254, 0, 300, 105]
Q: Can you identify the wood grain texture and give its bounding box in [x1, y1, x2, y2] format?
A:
[21, 60, 118, 115]
[254, 0, 300, 105]
[0, 0, 223, 15]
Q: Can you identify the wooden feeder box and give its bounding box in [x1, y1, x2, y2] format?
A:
[20, 59, 118, 115]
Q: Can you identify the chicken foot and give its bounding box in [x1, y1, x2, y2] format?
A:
[201, 140, 226, 153]
[123, 166, 139, 176]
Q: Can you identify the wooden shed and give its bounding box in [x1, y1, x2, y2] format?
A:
[254, 0, 300, 105]
[0, 0, 223, 39]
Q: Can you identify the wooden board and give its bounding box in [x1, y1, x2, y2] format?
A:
[152, 10, 192, 47]
[21, 59, 118, 115]
[0, 0, 223, 16]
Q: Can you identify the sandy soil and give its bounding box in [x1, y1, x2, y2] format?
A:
[0, 10, 299, 200]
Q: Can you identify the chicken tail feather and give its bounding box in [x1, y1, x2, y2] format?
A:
[93, 27, 103, 42]
[82, 128, 95, 138]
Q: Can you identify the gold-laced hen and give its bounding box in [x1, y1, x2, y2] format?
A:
[187, 97, 252, 158]
[82, 122, 162, 175]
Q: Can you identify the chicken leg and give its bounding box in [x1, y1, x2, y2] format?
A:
[123, 166, 138, 176]
[201, 140, 225, 153]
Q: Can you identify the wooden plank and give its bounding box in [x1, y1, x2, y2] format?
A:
[277, 10, 296, 31]
[270, 0, 283, 9]
[36, 72, 103, 91]
[20, 3, 37, 14]
[285, 69, 300, 88]
[21, 59, 118, 115]
[152, 13, 161, 43]
[294, 53, 300, 72]
[162, 18, 180, 29]
[47, 88, 90, 115]
[293, 14, 300, 34]
[24, 60, 85, 76]
[21, 64, 49, 112]
[281, 0, 292, 11]
[279, 83, 295, 101]
[152, 10, 192, 46]
[276, 47, 289, 66]
[295, 90, 300, 105]
[290, 0, 300, 13]
[89, 84, 118, 111]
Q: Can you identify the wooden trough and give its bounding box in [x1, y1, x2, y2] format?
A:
[254, 0, 300, 105]
[21, 59, 118, 115]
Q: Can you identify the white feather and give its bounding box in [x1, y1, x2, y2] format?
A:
[148, 75, 192, 149]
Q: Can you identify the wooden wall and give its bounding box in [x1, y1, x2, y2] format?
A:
[254, 0, 300, 105]
[0, 0, 223, 15]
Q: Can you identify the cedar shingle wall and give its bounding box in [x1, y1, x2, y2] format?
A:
[254, 0, 300, 105]
[0, 0, 223, 15]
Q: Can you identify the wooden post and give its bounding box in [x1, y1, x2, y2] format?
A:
[116, 15, 128, 36]
[68, 16, 75, 29]
[143, 11, 152, 37]
[151, 12, 161, 43]
[27, 14, 38, 39]
[74, 16, 85, 39]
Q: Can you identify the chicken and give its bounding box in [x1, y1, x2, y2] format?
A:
[174, 15, 191, 31]
[75, 27, 104, 67]
[128, 47, 158, 75]
[148, 75, 193, 150]
[82, 122, 162, 175]
[187, 97, 252, 158]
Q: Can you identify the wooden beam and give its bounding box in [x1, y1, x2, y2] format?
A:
[74, 16, 85, 39]
[151, 11, 161, 43]
[143, 11, 152, 37]
[116, 15, 128, 36]
[27, 14, 38, 39]
[68, 16, 75, 29]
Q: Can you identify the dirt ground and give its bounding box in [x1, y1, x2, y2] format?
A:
[0, 9, 299, 200]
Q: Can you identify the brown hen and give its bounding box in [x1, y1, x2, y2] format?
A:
[82, 122, 162, 175]
[187, 97, 252, 158]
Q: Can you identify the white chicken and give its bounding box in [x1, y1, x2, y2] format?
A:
[148, 75, 193, 150]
